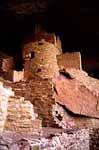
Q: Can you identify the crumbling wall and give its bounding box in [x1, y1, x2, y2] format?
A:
[0, 80, 42, 134]
[34, 31, 62, 55]
[0, 52, 14, 81]
[5, 76, 57, 127]
[4, 96, 41, 133]
[0, 82, 14, 132]
[2, 57, 14, 72]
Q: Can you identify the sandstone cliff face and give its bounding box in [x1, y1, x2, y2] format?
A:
[54, 70, 99, 118]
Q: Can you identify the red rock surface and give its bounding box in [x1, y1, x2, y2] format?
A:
[54, 69, 99, 118]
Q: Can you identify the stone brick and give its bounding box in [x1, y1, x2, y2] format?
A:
[52, 103, 99, 129]
[57, 52, 82, 70]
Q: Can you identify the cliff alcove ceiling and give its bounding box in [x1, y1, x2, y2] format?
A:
[0, 0, 99, 76]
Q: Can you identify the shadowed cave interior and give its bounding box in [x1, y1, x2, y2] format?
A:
[0, 3, 99, 78]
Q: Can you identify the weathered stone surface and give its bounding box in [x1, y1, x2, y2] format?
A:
[4, 96, 42, 134]
[1, 128, 99, 150]
[0, 80, 42, 134]
[34, 30, 57, 45]
[54, 69, 99, 118]
[5, 76, 56, 127]
[57, 52, 82, 70]
[23, 40, 59, 79]
[0, 52, 14, 81]
[0, 81, 14, 132]
[0, 129, 90, 150]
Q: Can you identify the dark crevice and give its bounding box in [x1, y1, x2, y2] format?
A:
[53, 86, 58, 95]
[31, 51, 35, 59]
[57, 102, 99, 119]
[59, 69, 74, 80]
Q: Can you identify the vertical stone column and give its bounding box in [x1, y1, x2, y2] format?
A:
[23, 40, 59, 79]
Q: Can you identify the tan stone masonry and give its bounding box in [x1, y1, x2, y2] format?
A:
[0, 81, 42, 134]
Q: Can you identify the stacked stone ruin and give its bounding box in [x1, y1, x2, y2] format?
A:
[0, 81, 42, 134]
[0, 30, 99, 149]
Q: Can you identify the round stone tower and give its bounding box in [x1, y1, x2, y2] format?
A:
[23, 39, 59, 79]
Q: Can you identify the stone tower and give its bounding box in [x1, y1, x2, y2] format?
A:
[23, 32, 60, 79]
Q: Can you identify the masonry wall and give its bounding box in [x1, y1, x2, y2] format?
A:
[0, 80, 42, 134]
[6, 76, 57, 127]
[0, 82, 14, 132]
[4, 96, 42, 134]
[23, 40, 59, 79]
[57, 52, 82, 70]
